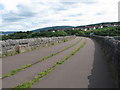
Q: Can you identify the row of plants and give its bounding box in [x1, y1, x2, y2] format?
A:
[2, 64, 32, 78]
[13, 39, 87, 89]
[2, 31, 68, 40]
[2, 38, 82, 79]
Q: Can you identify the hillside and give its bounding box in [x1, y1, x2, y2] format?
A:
[0, 31, 17, 35]
[1, 26, 74, 35]
[32, 26, 74, 32]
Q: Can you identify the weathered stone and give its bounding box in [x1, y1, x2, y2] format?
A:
[91, 35, 120, 74]
[0, 36, 75, 56]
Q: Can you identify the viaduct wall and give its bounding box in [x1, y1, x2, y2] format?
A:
[91, 35, 120, 87]
[0, 36, 75, 57]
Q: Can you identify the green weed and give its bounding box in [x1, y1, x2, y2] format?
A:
[2, 64, 32, 78]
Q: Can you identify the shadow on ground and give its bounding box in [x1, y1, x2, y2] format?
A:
[88, 39, 116, 88]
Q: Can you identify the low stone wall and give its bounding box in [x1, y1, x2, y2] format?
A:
[91, 35, 120, 88]
[0, 36, 75, 57]
[113, 36, 120, 40]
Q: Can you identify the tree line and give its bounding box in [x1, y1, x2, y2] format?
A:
[1, 26, 119, 40]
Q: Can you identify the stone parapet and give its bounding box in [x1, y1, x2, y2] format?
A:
[0, 36, 75, 57]
[91, 35, 120, 87]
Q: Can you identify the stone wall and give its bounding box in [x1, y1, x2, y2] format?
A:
[113, 36, 120, 40]
[91, 35, 120, 87]
[0, 36, 75, 57]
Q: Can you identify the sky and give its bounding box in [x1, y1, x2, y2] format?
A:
[0, 0, 119, 31]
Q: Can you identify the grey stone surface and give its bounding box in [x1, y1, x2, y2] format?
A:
[0, 36, 75, 56]
[91, 35, 120, 84]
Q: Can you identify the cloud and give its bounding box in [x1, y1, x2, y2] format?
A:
[2, 11, 24, 22]
[60, 2, 78, 5]
[3, 17, 25, 22]
[0, 3, 4, 10]
[2, 4, 37, 23]
[62, 19, 69, 21]
[16, 4, 36, 17]
[96, 12, 105, 15]
[0, 0, 119, 31]
[69, 13, 83, 17]
[82, 1, 97, 4]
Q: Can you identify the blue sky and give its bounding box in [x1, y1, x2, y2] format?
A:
[0, 0, 119, 31]
[0, 4, 4, 10]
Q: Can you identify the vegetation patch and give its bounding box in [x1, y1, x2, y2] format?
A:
[13, 39, 86, 89]
[85, 26, 119, 36]
[2, 26, 119, 40]
[2, 38, 82, 79]
[2, 64, 32, 78]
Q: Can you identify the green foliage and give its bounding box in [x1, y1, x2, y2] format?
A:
[85, 27, 120, 36]
[2, 64, 32, 78]
[2, 26, 119, 40]
[77, 31, 85, 36]
[12, 81, 33, 89]
[2, 31, 68, 40]
[22, 64, 32, 68]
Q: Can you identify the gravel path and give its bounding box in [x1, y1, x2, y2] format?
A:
[2, 37, 84, 88]
[2, 37, 79, 75]
[32, 38, 115, 88]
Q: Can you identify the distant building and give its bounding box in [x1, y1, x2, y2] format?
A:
[52, 31, 55, 32]
[75, 22, 119, 31]
[48, 22, 120, 32]
[72, 28, 75, 30]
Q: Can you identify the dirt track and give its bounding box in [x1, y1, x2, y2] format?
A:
[2, 37, 116, 88]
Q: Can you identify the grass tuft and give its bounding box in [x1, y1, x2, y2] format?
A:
[2, 64, 32, 78]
